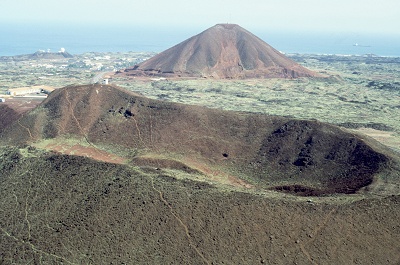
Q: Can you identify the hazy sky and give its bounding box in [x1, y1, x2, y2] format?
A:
[2, 0, 399, 35]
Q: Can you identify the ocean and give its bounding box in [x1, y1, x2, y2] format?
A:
[1, 23, 399, 57]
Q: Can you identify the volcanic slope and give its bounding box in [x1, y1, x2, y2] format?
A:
[122, 24, 319, 79]
[0, 145, 400, 264]
[1, 84, 399, 196]
[1, 84, 400, 264]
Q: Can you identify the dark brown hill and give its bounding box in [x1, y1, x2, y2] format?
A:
[122, 24, 319, 79]
[1, 84, 398, 196]
[1, 85, 400, 263]
[1, 146, 399, 264]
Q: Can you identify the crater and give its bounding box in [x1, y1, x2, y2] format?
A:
[255, 120, 388, 195]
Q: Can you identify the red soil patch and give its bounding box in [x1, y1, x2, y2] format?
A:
[183, 157, 254, 189]
[131, 156, 201, 174]
[43, 142, 126, 164]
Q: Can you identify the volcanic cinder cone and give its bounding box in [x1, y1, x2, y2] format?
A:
[1, 84, 397, 195]
[124, 24, 319, 79]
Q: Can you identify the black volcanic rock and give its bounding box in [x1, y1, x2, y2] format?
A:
[124, 24, 319, 79]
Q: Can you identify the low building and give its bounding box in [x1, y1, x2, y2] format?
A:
[7, 87, 41, 96]
[7, 86, 55, 96]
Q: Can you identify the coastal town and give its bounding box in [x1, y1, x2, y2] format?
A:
[0, 50, 154, 97]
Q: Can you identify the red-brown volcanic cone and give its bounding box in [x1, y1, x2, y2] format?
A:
[125, 24, 319, 79]
[1, 84, 397, 195]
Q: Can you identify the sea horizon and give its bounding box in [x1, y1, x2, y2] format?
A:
[1, 22, 399, 57]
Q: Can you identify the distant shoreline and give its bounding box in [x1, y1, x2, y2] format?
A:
[1, 23, 400, 57]
[1, 51, 399, 59]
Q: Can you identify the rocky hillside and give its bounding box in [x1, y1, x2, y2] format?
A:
[1, 84, 397, 195]
[0, 145, 399, 264]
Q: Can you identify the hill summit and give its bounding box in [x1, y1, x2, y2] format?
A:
[122, 24, 319, 79]
[30, 49, 73, 59]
